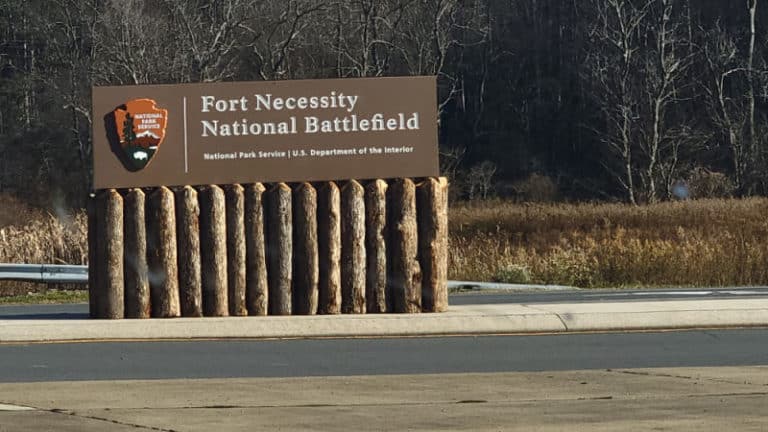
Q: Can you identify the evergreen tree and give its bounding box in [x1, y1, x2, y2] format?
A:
[122, 113, 136, 146]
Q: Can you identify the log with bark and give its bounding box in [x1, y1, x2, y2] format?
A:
[199, 185, 228, 316]
[176, 186, 202, 317]
[341, 180, 366, 314]
[266, 183, 292, 315]
[317, 182, 341, 314]
[146, 187, 180, 318]
[124, 188, 149, 319]
[244, 183, 269, 316]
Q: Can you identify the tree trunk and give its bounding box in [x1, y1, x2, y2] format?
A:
[292, 183, 319, 315]
[245, 183, 269, 316]
[365, 179, 388, 313]
[388, 179, 421, 313]
[94, 189, 124, 319]
[266, 183, 292, 315]
[417, 178, 449, 313]
[124, 188, 149, 319]
[747, 0, 758, 190]
[226, 184, 247, 316]
[176, 186, 202, 317]
[146, 187, 180, 318]
[199, 185, 228, 317]
[341, 180, 366, 314]
[317, 182, 342, 314]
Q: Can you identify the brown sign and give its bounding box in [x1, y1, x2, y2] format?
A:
[92, 76, 438, 190]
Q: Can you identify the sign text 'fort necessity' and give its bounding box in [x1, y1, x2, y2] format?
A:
[92, 76, 438, 189]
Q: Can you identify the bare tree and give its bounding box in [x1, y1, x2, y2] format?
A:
[585, 0, 653, 204]
[637, 0, 691, 203]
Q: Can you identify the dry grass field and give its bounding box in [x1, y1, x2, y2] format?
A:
[1, 194, 767, 297]
[450, 198, 768, 288]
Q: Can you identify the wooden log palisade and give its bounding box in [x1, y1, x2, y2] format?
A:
[89, 178, 449, 319]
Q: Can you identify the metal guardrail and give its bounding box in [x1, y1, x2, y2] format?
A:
[0, 264, 88, 284]
[0, 265, 576, 291]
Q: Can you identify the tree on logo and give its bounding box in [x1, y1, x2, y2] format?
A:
[122, 113, 136, 145]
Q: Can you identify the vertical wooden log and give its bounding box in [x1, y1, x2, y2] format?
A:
[226, 185, 247, 316]
[365, 180, 388, 313]
[87, 194, 98, 318]
[124, 189, 149, 319]
[95, 189, 124, 319]
[266, 183, 292, 315]
[341, 180, 366, 314]
[317, 182, 341, 314]
[199, 185, 229, 316]
[176, 186, 202, 317]
[292, 183, 319, 315]
[244, 183, 268, 316]
[146, 187, 180, 318]
[418, 178, 449, 313]
[388, 179, 421, 313]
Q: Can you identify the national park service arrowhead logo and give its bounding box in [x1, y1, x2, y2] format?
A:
[105, 99, 168, 172]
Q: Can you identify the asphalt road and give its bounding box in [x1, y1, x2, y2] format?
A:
[0, 329, 767, 382]
[2, 287, 768, 318]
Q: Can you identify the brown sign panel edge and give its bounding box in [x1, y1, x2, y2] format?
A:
[92, 76, 439, 190]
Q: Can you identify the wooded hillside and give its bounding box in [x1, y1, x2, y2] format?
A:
[0, 0, 766, 206]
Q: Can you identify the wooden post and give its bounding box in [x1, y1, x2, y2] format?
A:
[266, 183, 292, 315]
[417, 178, 449, 312]
[317, 182, 341, 314]
[199, 185, 229, 316]
[365, 180, 388, 313]
[341, 180, 366, 314]
[94, 189, 124, 319]
[124, 188, 149, 319]
[176, 186, 203, 317]
[292, 183, 319, 315]
[146, 187, 180, 318]
[388, 179, 421, 313]
[244, 183, 268, 316]
[226, 184, 247, 316]
[87, 194, 98, 318]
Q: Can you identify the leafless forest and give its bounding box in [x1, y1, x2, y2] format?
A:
[0, 0, 766, 207]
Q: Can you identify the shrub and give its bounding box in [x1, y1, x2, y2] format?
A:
[686, 168, 734, 199]
[493, 263, 532, 284]
[510, 174, 559, 202]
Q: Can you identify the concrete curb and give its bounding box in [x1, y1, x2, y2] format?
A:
[1, 299, 767, 343]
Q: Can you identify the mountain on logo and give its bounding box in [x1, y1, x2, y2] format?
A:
[105, 99, 168, 172]
[136, 130, 160, 139]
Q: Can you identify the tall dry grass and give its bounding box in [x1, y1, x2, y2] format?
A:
[0, 194, 87, 296]
[1, 195, 766, 295]
[450, 198, 768, 287]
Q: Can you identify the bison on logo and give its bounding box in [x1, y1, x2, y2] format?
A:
[105, 99, 168, 172]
